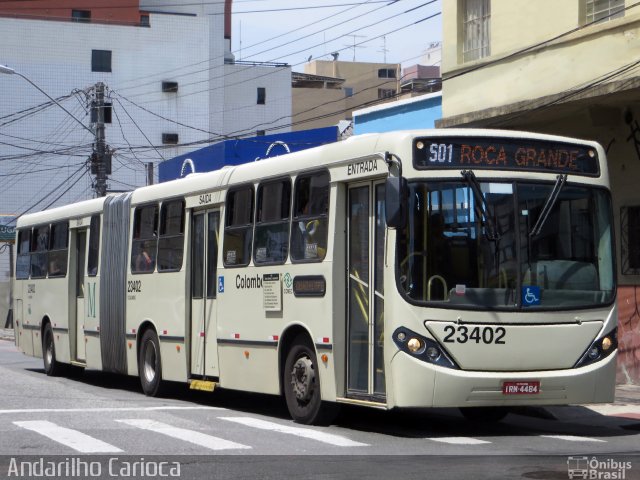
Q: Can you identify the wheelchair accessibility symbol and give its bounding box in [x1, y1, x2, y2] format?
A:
[522, 286, 540, 306]
[218, 276, 225, 293]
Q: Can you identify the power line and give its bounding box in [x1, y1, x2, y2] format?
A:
[130, 9, 441, 105]
[442, 1, 640, 83]
[1, 162, 88, 227]
[1, 1, 389, 12]
[113, 0, 408, 93]
[113, 97, 166, 162]
[486, 59, 640, 128]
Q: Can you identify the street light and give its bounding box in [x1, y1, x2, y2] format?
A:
[0, 64, 92, 134]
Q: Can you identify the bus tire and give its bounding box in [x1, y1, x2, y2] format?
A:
[139, 329, 165, 397]
[283, 336, 339, 425]
[460, 407, 509, 422]
[42, 323, 61, 377]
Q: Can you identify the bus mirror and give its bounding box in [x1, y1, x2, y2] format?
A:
[385, 176, 407, 229]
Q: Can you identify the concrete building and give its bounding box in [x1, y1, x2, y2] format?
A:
[292, 59, 401, 131]
[438, 0, 640, 383]
[353, 92, 442, 135]
[0, 0, 291, 324]
[399, 65, 442, 98]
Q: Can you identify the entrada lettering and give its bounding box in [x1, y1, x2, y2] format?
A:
[236, 274, 263, 289]
[347, 160, 378, 176]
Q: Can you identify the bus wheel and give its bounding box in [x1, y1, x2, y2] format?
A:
[42, 323, 61, 376]
[460, 407, 509, 422]
[139, 329, 164, 397]
[283, 337, 339, 425]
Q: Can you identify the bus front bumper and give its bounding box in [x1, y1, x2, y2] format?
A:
[388, 350, 617, 409]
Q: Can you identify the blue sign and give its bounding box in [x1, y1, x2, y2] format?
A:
[218, 276, 224, 293]
[522, 286, 541, 306]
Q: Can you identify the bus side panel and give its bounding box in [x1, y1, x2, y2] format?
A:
[158, 271, 187, 382]
[216, 263, 337, 399]
[216, 266, 281, 395]
[41, 278, 71, 364]
[24, 279, 48, 359]
[84, 276, 102, 370]
[15, 293, 33, 356]
[125, 270, 188, 383]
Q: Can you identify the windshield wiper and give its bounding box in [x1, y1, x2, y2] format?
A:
[529, 174, 567, 237]
[461, 170, 501, 241]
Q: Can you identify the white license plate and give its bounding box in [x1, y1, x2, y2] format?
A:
[502, 381, 540, 395]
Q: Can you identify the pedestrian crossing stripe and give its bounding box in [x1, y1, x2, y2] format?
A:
[13, 420, 122, 453]
[220, 417, 369, 447]
[116, 419, 250, 450]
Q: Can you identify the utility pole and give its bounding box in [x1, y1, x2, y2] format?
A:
[146, 162, 154, 186]
[91, 82, 110, 197]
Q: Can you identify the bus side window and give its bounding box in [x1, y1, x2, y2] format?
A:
[16, 229, 31, 280]
[223, 185, 254, 267]
[291, 170, 330, 262]
[48, 221, 69, 277]
[87, 215, 100, 276]
[157, 199, 185, 272]
[30, 225, 49, 279]
[254, 178, 291, 265]
[131, 204, 158, 274]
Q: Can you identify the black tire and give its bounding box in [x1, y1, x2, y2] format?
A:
[139, 329, 165, 397]
[460, 407, 509, 422]
[42, 323, 61, 376]
[283, 335, 339, 425]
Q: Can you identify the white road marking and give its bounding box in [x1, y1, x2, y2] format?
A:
[541, 435, 606, 443]
[13, 420, 123, 453]
[0, 406, 224, 415]
[221, 417, 369, 447]
[116, 419, 250, 451]
[428, 437, 491, 445]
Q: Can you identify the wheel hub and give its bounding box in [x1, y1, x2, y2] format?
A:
[291, 356, 314, 403]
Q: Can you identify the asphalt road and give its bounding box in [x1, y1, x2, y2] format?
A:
[0, 339, 638, 479]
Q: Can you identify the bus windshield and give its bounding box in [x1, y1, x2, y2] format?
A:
[397, 179, 615, 310]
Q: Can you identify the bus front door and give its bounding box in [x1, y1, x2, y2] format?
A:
[190, 210, 220, 378]
[347, 181, 386, 401]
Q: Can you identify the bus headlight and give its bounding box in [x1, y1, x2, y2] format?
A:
[574, 328, 617, 369]
[407, 338, 423, 353]
[393, 327, 459, 370]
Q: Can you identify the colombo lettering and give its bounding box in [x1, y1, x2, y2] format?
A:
[236, 274, 262, 289]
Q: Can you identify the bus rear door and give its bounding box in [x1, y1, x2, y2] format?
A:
[190, 210, 220, 378]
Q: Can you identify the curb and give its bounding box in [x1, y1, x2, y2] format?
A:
[0, 329, 15, 342]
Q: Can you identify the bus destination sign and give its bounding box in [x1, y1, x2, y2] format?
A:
[413, 137, 599, 176]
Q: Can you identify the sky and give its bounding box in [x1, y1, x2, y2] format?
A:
[230, 0, 442, 70]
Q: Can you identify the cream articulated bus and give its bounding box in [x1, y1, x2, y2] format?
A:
[13, 130, 617, 424]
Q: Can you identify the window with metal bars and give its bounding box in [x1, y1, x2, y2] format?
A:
[585, 0, 624, 24]
[461, 0, 491, 63]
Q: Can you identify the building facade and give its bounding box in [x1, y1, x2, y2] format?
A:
[292, 59, 401, 130]
[0, 0, 291, 324]
[439, 0, 640, 383]
[352, 92, 442, 135]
